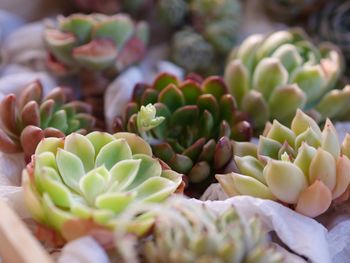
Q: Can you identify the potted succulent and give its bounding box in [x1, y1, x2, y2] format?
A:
[225, 28, 348, 133]
[22, 131, 184, 245]
[114, 73, 252, 196]
[115, 196, 283, 263]
[44, 13, 149, 127]
[0, 80, 95, 162]
[216, 110, 350, 218]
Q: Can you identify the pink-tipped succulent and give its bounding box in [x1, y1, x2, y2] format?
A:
[0, 81, 95, 161]
[216, 110, 350, 218]
[115, 73, 252, 196]
[22, 132, 183, 243]
[45, 13, 149, 127]
[45, 13, 149, 74]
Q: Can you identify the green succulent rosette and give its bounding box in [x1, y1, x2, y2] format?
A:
[216, 110, 350, 218]
[115, 197, 283, 263]
[225, 28, 347, 132]
[0, 81, 95, 161]
[115, 73, 252, 196]
[22, 132, 183, 241]
[167, 0, 241, 74]
[45, 13, 149, 74]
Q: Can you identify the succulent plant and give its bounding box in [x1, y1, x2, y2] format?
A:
[0, 81, 95, 161]
[115, 196, 283, 263]
[308, 1, 350, 73]
[44, 13, 149, 127]
[22, 131, 183, 242]
[169, 0, 242, 74]
[225, 28, 347, 132]
[263, 0, 326, 23]
[171, 28, 215, 73]
[157, 0, 188, 26]
[45, 13, 149, 74]
[115, 73, 252, 196]
[216, 110, 350, 218]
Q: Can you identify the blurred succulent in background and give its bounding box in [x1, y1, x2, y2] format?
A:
[170, 0, 241, 74]
[171, 28, 214, 73]
[217, 110, 350, 218]
[0, 81, 95, 161]
[157, 0, 188, 26]
[115, 197, 283, 263]
[23, 132, 183, 242]
[71, 0, 150, 16]
[115, 73, 252, 196]
[263, 0, 326, 23]
[225, 28, 347, 133]
[44, 13, 149, 127]
[308, 1, 350, 74]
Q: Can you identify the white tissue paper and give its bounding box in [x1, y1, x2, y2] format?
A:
[0, 71, 57, 97]
[58, 237, 110, 263]
[1, 22, 47, 71]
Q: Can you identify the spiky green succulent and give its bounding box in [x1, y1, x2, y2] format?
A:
[217, 110, 350, 218]
[169, 0, 241, 74]
[171, 0, 240, 74]
[157, 0, 188, 26]
[115, 73, 252, 196]
[171, 28, 215, 73]
[225, 28, 346, 132]
[22, 132, 183, 241]
[44, 13, 149, 74]
[0, 81, 95, 161]
[263, 0, 325, 23]
[115, 196, 283, 263]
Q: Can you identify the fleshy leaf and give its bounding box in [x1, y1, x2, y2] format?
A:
[64, 133, 95, 172]
[80, 168, 107, 205]
[109, 159, 141, 191]
[127, 154, 162, 189]
[135, 177, 177, 202]
[95, 139, 132, 170]
[56, 148, 86, 193]
[40, 167, 72, 208]
[264, 160, 307, 204]
[95, 192, 136, 214]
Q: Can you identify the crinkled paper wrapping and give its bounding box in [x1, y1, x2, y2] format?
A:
[1, 22, 48, 72]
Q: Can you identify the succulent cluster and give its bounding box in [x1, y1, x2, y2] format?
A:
[170, 0, 241, 74]
[45, 13, 149, 74]
[308, 1, 350, 72]
[225, 29, 347, 132]
[22, 132, 183, 241]
[217, 110, 350, 218]
[263, 0, 326, 23]
[115, 197, 283, 263]
[0, 81, 95, 161]
[115, 73, 252, 196]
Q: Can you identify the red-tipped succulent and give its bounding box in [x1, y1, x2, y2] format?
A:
[0, 81, 95, 161]
[115, 73, 252, 196]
